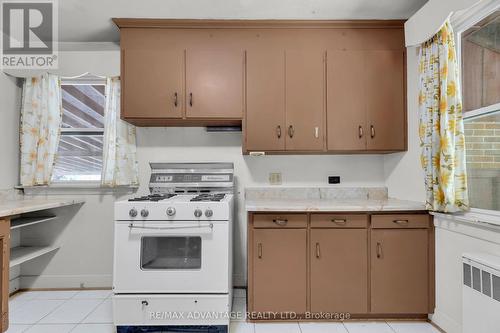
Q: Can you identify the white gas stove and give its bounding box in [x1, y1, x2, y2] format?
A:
[113, 163, 234, 332]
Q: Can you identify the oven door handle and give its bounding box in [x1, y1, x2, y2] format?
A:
[128, 223, 214, 231]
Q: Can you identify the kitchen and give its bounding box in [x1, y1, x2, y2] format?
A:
[0, 0, 500, 332]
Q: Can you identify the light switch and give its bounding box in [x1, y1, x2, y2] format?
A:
[269, 172, 282, 185]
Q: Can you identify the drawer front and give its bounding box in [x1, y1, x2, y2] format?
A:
[311, 214, 368, 228]
[253, 214, 307, 228]
[371, 214, 430, 229]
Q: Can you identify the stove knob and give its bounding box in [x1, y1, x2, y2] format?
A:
[166, 207, 176, 217]
[194, 209, 203, 218]
[205, 209, 213, 218]
[129, 208, 138, 217]
[140, 209, 149, 218]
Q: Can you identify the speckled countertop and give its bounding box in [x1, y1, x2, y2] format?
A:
[244, 187, 427, 212]
[0, 195, 85, 217]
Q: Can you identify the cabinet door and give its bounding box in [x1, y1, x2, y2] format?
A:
[245, 50, 286, 151]
[186, 50, 243, 119]
[122, 49, 184, 119]
[285, 49, 325, 151]
[371, 229, 429, 314]
[365, 50, 406, 151]
[252, 228, 307, 314]
[0, 219, 10, 333]
[327, 50, 367, 151]
[310, 229, 368, 314]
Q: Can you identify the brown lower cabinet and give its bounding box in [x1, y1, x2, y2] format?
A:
[0, 219, 10, 333]
[248, 212, 434, 319]
[251, 226, 307, 315]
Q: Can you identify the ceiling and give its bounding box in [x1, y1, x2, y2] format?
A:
[58, 0, 428, 42]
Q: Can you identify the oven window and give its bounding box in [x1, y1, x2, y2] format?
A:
[141, 237, 202, 270]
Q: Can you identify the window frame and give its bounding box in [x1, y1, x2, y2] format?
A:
[51, 77, 107, 186]
[453, 0, 500, 223]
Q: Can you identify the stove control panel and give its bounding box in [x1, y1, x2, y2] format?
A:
[140, 209, 149, 218]
[129, 208, 138, 217]
[194, 209, 203, 218]
[205, 209, 213, 218]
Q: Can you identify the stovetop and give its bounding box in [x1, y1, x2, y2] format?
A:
[125, 193, 229, 203]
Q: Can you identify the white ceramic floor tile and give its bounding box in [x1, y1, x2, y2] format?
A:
[254, 322, 301, 333]
[233, 289, 247, 298]
[299, 322, 349, 333]
[73, 290, 112, 300]
[230, 322, 254, 333]
[25, 324, 76, 333]
[39, 299, 102, 324]
[82, 299, 112, 324]
[9, 298, 27, 312]
[10, 292, 39, 302]
[387, 322, 441, 333]
[9, 300, 65, 325]
[343, 322, 394, 333]
[5, 325, 31, 333]
[71, 324, 115, 333]
[33, 291, 79, 300]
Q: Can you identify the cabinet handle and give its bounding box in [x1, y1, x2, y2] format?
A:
[376, 242, 382, 259]
[272, 218, 288, 226]
[331, 219, 347, 225]
[358, 126, 363, 138]
[276, 125, 282, 139]
[258, 243, 263, 259]
[288, 125, 294, 138]
[315, 242, 321, 258]
[174, 92, 178, 107]
[370, 125, 375, 138]
[393, 219, 409, 225]
[189, 93, 193, 107]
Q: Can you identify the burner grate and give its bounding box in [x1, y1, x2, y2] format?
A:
[190, 193, 226, 202]
[128, 194, 177, 202]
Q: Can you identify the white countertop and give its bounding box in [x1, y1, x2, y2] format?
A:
[0, 197, 85, 217]
[245, 198, 427, 212]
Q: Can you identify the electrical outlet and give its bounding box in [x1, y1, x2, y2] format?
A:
[328, 176, 341, 184]
[269, 172, 282, 185]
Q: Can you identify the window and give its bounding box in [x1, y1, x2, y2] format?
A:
[51, 78, 106, 183]
[460, 8, 500, 211]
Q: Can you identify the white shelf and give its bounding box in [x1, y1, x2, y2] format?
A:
[10, 245, 61, 268]
[10, 216, 57, 230]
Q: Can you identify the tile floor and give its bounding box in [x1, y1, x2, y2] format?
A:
[8, 289, 442, 333]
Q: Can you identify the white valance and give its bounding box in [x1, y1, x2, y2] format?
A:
[405, 0, 482, 46]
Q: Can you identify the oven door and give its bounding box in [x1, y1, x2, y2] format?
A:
[113, 221, 229, 294]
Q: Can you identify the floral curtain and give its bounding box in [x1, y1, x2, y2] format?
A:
[20, 74, 62, 186]
[101, 77, 139, 186]
[418, 20, 469, 212]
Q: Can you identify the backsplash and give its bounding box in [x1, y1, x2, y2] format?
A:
[245, 187, 388, 200]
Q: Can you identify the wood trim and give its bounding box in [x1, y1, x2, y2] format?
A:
[112, 18, 405, 30]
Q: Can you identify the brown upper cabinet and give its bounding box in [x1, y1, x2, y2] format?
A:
[245, 49, 325, 152]
[327, 49, 406, 152]
[122, 49, 184, 119]
[185, 49, 244, 119]
[245, 49, 286, 151]
[114, 19, 406, 153]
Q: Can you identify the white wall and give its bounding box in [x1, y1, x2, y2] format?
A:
[384, 46, 426, 202]
[0, 73, 21, 191]
[20, 48, 386, 289]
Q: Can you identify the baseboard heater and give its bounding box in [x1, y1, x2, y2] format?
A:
[462, 253, 500, 333]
